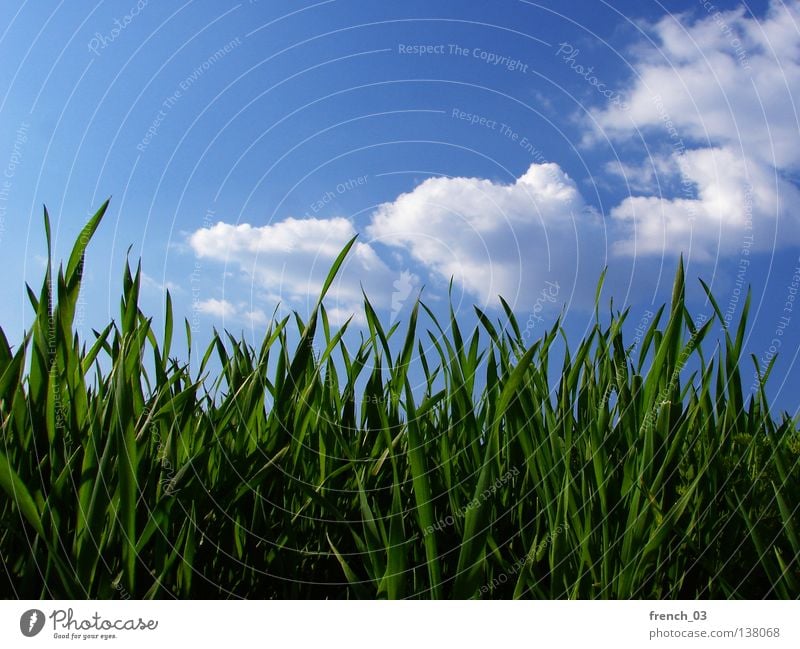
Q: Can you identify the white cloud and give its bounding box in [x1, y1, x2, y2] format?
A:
[194, 298, 272, 328]
[610, 147, 800, 260]
[243, 308, 269, 326]
[189, 216, 394, 325]
[592, 1, 800, 170]
[189, 166, 605, 318]
[367, 163, 605, 310]
[603, 157, 673, 194]
[141, 272, 182, 295]
[196, 298, 236, 319]
[589, 1, 800, 259]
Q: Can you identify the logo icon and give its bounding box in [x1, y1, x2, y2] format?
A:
[20, 609, 45, 637]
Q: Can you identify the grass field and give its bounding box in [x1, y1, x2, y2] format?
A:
[1, 201, 798, 598]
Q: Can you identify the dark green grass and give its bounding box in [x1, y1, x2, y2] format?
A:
[1, 202, 798, 598]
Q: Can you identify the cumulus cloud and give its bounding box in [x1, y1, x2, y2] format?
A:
[196, 298, 237, 319]
[193, 297, 270, 327]
[603, 157, 673, 194]
[189, 165, 606, 320]
[189, 216, 394, 324]
[366, 163, 605, 310]
[610, 147, 800, 260]
[590, 1, 800, 260]
[593, 1, 800, 170]
[141, 272, 182, 295]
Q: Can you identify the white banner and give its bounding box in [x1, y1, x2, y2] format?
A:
[1, 600, 798, 648]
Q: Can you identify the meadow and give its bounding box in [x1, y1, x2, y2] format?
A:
[1, 201, 798, 598]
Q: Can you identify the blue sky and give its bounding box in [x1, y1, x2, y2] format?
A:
[1, 0, 798, 413]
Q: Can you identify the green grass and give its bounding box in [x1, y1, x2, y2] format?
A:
[1, 201, 798, 598]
